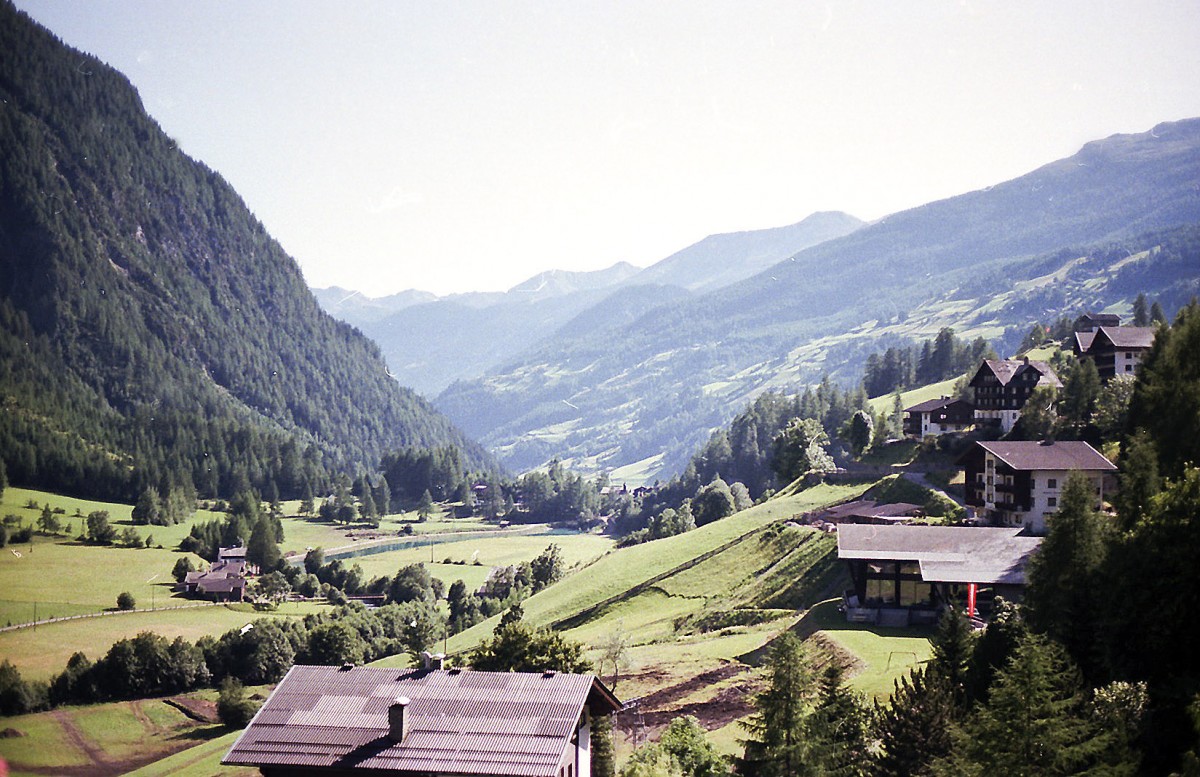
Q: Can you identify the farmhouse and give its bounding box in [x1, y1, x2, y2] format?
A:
[1076, 325, 1156, 380]
[959, 440, 1117, 534]
[838, 524, 1041, 626]
[223, 664, 621, 777]
[969, 358, 1062, 433]
[902, 397, 974, 437]
[178, 545, 249, 602]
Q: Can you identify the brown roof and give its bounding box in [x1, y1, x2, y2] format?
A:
[837, 524, 1041, 585]
[904, 397, 969, 414]
[1091, 325, 1156, 350]
[1074, 331, 1097, 353]
[972, 359, 1062, 388]
[224, 666, 621, 776]
[975, 440, 1116, 472]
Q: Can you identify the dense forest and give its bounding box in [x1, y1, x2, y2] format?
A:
[0, 3, 493, 503]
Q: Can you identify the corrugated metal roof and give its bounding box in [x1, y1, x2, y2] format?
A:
[838, 524, 1041, 585]
[224, 665, 620, 776]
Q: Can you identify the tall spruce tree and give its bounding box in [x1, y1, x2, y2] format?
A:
[930, 633, 1104, 776]
[1125, 302, 1199, 480]
[804, 664, 872, 777]
[873, 666, 956, 777]
[928, 607, 975, 709]
[1025, 472, 1111, 681]
[740, 633, 817, 776]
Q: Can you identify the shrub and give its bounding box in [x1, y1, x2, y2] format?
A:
[217, 677, 258, 727]
[116, 592, 136, 610]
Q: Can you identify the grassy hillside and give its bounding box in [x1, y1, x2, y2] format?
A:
[438, 131, 1200, 480]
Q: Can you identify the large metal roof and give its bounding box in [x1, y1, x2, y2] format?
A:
[223, 665, 620, 776]
[837, 524, 1042, 585]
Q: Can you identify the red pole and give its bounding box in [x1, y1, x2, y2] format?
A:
[966, 583, 977, 619]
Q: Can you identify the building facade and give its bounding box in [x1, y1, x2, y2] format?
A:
[902, 397, 975, 437]
[959, 440, 1117, 534]
[969, 358, 1062, 433]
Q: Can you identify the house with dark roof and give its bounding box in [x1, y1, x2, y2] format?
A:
[902, 397, 974, 437]
[959, 440, 1117, 534]
[178, 545, 249, 602]
[837, 524, 1041, 626]
[969, 358, 1062, 433]
[1077, 325, 1156, 380]
[223, 665, 622, 777]
[1076, 313, 1121, 332]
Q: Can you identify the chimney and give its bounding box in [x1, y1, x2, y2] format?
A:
[1023, 356, 1030, 365]
[388, 696, 411, 742]
[420, 652, 445, 670]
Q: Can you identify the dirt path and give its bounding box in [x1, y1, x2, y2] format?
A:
[617, 662, 758, 740]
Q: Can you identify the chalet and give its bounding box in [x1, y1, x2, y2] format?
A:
[223, 664, 622, 777]
[902, 397, 974, 437]
[959, 440, 1117, 534]
[1077, 325, 1156, 380]
[178, 545, 249, 602]
[838, 524, 1041, 626]
[1075, 312, 1121, 332]
[969, 358, 1062, 433]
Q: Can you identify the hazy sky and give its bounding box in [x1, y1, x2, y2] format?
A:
[14, 1, 1200, 296]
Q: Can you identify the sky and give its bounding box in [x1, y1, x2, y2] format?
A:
[14, 1, 1200, 296]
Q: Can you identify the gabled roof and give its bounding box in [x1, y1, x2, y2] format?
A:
[970, 359, 1062, 388]
[904, 397, 971, 414]
[224, 666, 621, 776]
[1091, 325, 1156, 350]
[973, 440, 1116, 472]
[1074, 331, 1097, 353]
[837, 524, 1041, 585]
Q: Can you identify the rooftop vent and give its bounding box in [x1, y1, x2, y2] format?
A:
[339, 663, 355, 671]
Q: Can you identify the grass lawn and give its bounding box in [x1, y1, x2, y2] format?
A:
[867, 376, 962, 414]
[435, 483, 867, 658]
[342, 530, 613, 588]
[804, 598, 932, 699]
[123, 728, 256, 777]
[0, 601, 325, 682]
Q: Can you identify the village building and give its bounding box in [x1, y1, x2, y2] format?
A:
[837, 524, 1041, 626]
[223, 664, 621, 777]
[902, 397, 975, 437]
[178, 545, 249, 602]
[1075, 325, 1156, 380]
[959, 440, 1117, 534]
[808, 499, 924, 526]
[969, 358, 1062, 433]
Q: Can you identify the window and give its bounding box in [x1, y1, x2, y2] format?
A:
[1047, 478, 1058, 489]
[1030, 479, 1036, 489]
[1048, 497, 1057, 508]
[1125, 364, 1133, 372]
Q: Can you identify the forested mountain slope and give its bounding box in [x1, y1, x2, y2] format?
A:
[437, 119, 1200, 480]
[0, 3, 491, 501]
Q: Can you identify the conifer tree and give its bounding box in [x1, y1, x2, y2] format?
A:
[873, 667, 956, 777]
[1132, 293, 1150, 326]
[247, 514, 282, 572]
[741, 633, 817, 776]
[1025, 473, 1111, 680]
[931, 633, 1104, 775]
[927, 607, 975, 708]
[804, 664, 872, 776]
[966, 597, 1028, 703]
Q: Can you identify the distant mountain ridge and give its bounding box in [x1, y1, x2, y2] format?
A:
[434, 118, 1200, 482]
[0, 3, 493, 501]
[315, 213, 863, 395]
